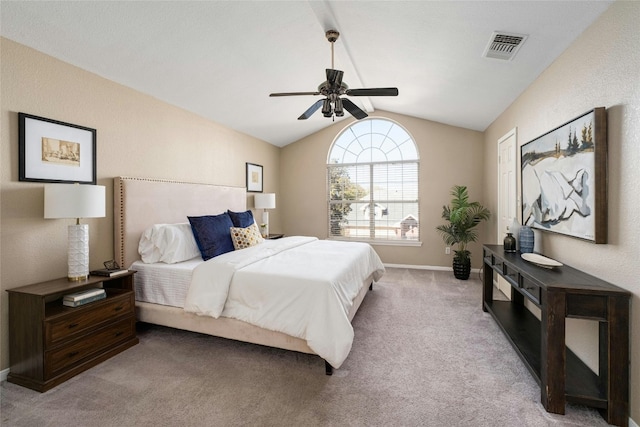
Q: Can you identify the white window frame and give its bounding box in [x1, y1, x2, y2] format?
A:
[327, 118, 420, 245]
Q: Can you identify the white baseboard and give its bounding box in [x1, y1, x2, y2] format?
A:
[630, 416, 639, 427]
[1, 367, 9, 382]
[383, 263, 481, 274]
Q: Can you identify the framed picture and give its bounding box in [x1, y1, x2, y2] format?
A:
[246, 162, 263, 192]
[19, 113, 97, 184]
[521, 107, 607, 243]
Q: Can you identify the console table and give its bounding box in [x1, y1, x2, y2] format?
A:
[482, 244, 630, 426]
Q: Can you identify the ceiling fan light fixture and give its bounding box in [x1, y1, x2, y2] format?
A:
[334, 98, 344, 117]
[322, 99, 332, 117]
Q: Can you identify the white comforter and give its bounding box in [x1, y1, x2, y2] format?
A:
[184, 236, 385, 368]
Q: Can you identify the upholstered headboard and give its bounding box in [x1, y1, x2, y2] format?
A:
[114, 177, 246, 268]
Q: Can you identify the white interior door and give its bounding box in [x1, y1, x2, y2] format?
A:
[496, 128, 517, 297]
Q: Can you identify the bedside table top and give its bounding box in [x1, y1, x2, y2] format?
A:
[267, 234, 284, 239]
[6, 270, 136, 296]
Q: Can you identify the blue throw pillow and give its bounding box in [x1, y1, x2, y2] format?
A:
[227, 209, 255, 228]
[188, 213, 235, 260]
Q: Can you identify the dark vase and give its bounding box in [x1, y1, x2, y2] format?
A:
[503, 232, 516, 252]
[453, 257, 471, 280]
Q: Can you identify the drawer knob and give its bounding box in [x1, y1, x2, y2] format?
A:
[68, 323, 79, 329]
[114, 306, 123, 312]
[68, 351, 79, 358]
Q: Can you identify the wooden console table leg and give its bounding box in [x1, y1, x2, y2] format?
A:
[604, 296, 630, 427]
[541, 289, 566, 414]
[482, 260, 493, 312]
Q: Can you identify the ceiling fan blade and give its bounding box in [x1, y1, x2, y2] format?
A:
[345, 88, 399, 97]
[326, 69, 344, 87]
[270, 91, 320, 97]
[342, 98, 368, 120]
[298, 99, 325, 120]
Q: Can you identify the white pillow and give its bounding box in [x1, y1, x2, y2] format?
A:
[138, 223, 201, 264]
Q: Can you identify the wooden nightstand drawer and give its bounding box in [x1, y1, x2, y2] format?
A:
[45, 290, 133, 345]
[45, 316, 135, 378]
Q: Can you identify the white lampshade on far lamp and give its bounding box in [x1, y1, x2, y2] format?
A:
[254, 193, 276, 237]
[45, 183, 106, 281]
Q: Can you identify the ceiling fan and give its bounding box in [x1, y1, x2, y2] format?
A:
[269, 30, 399, 120]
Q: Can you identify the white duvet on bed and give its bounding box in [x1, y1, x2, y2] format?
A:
[184, 236, 385, 368]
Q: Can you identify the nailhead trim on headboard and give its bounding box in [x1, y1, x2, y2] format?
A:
[115, 177, 126, 268]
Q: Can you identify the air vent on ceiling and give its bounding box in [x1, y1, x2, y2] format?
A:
[483, 31, 528, 61]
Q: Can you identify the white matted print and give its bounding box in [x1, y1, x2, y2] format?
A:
[19, 113, 96, 184]
[246, 162, 263, 193]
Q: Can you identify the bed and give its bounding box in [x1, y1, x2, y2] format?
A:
[113, 176, 384, 374]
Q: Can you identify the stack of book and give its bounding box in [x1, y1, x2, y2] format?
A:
[90, 268, 128, 277]
[63, 288, 106, 307]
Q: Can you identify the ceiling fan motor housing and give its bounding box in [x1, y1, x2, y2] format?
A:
[325, 30, 339, 43]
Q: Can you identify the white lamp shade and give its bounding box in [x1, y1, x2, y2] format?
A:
[45, 183, 106, 219]
[254, 193, 276, 210]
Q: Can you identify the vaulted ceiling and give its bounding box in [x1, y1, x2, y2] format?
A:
[1, 1, 612, 147]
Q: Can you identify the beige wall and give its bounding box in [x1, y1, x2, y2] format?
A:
[0, 38, 281, 371]
[280, 110, 486, 268]
[483, 1, 640, 422]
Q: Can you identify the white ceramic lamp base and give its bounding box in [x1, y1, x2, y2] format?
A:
[261, 211, 269, 237]
[68, 224, 89, 281]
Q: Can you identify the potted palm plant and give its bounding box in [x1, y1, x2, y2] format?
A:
[436, 185, 491, 280]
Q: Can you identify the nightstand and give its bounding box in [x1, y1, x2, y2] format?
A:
[267, 234, 284, 239]
[6, 271, 138, 392]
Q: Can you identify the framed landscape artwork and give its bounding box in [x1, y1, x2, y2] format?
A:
[520, 107, 607, 243]
[19, 113, 97, 184]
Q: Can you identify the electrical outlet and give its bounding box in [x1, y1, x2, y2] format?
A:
[445, 247, 450, 255]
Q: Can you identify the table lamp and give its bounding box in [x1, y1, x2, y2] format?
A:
[254, 193, 276, 237]
[44, 183, 106, 281]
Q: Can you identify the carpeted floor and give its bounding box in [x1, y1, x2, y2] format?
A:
[1, 268, 609, 426]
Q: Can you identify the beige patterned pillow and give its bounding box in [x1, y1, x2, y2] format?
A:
[230, 223, 265, 250]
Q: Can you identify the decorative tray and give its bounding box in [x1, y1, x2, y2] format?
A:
[521, 253, 563, 268]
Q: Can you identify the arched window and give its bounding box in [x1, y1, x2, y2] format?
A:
[327, 118, 420, 242]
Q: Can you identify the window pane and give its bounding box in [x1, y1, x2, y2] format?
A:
[370, 132, 386, 148]
[349, 120, 372, 138]
[398, 140, 418, 159]
[385, 147, 403, 162]
[328, 146, 345, 163]
[343, 150, 358, 164]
